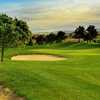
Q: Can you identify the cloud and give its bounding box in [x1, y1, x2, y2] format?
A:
[21, 5, 100, 31]
[1, 0, 100, 32]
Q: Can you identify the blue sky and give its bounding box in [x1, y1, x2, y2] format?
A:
[0, 0, 100, 32]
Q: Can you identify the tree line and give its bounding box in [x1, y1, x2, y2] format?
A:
[28, 31, 67, 45]
[28, 25, 98, 45]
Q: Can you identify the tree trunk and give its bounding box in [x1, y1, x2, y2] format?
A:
[1, 32, 4, 62]
[87, 40, 88, 43]
[1, 43, 4, 62]
[78, 39, 80, 43]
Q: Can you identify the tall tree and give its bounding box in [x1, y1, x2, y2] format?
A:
[46, 33, 56, 43]
[0, 14, 32, 62]
[0, 23, 15, 62]
[86, 25, 98, 42]
[14, 18, 31, 45]
[56, 31, 66, 42]
[35, 35, 46, 45]
[0, 14, 31, 47]
[74, 26, 85, 42]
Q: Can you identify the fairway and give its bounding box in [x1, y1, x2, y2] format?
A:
[0, 44, 100, 100]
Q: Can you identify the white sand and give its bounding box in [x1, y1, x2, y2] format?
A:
[11, 54, 66, 61]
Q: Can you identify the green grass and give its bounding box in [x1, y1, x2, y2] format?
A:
[0, 43, 100, 100]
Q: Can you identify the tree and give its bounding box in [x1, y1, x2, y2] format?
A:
[0, 14, 32, 62]
[27, 38, 33, 46]
[14, 18, 31, 45]
[0, 14, 31, 47]
[0, 14, 15, 62]
[86, 25, 98, 42]
[46, 33, 56, 43]
[56, 31, 66, 42]
[74, 26, 85, 42]
[35, 35, 46, 45]
[0, 23, 16, 62]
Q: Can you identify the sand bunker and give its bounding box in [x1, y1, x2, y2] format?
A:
[11, 54, 66, 61]
[0, 86, 24, 100]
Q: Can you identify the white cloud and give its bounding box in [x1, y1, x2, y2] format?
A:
[1, 0, 100, 32]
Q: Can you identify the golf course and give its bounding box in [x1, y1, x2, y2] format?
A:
[0, 2, 100, 99]
[0, 43, 100, 100]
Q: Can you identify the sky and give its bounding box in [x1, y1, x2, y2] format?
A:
[0, 0, 100, 32]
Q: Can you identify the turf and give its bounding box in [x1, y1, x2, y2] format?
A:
[0, 43, 100, 100]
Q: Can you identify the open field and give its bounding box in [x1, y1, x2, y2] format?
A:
[0, 43, 100, 100]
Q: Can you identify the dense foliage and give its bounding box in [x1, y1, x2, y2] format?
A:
[0, 14, 31, 47]
[29, 25, 98, 45]
[73, 25, 98, 42]
[29, 31, 67, 45]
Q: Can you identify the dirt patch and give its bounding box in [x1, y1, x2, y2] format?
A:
[11, 54, 66, 61]
[0, 86, 24, 100]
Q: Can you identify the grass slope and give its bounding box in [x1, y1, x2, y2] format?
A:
[0, 43, 100, 100]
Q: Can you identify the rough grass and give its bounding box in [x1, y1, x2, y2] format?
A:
[0, 43, 100, 100]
